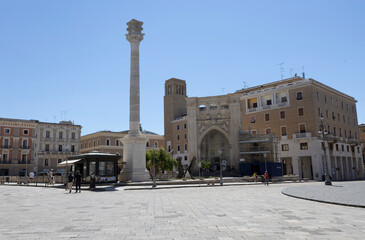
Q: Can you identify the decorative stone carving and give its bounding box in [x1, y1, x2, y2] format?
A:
[197, 119, 230, 135]
[126, 19, 144, 44]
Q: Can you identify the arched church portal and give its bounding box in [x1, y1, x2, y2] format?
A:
[200, 129, 230, 171]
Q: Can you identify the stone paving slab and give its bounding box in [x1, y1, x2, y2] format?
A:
[1, 182, 365, 239]
[281, 181, 365, 208]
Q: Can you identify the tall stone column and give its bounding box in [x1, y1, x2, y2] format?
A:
[120, 19, 150, 182]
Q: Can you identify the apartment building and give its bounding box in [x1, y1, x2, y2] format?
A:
[0, 118, 82, 176]
[34, 121, 82, 174]
[164, 76, 364, 180]
[0, 118, 37, 176]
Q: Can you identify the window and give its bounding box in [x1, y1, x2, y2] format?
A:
[2, 154, 8, 162]
[177, 125, 180, 130]
[265, 114, 270, 121]
[22, 154, 27, 163]
[324, 95, 327, 103]
[154, 142, 158, 147]
[341, 145, 344, 151]
[84, 142, 87, 149]
[281, 96, 287, 103]
[344, 130, 347, 138]
[250, 116, 256, 123]
[184, 134, 187, 139]
[265, 128, 271, 134]
[3, 139, 9, 148]
[93, 140, 96, 147]
[184, 123, 187, 129]
[341, 102, 344, 109]
[4, 128, 10, 134]
[332, 112, 335, 120]
[326, 110, 328, 118]
[46, 131, 50, 138]
[116, 140, 119, 146]
[177, 135, 180, 140]
[333, 127, 336, 136]
[336, 144, 339, 151]
[106, 139, 110, 146]
[251, 130, 257, 135]
[266, 99, 272, 105]
[296, 92, 303, 100]
[71, 145, 75, 152]
[71, 132, 76, 139]
[282, 144, 289, 151]
[316, 92, 319, 100]
[58, 159, 62, 164]
[298, 108, 304, 116]
[23, 129, 29, 135]
[339, 128, 342, 137]
[280, 111, 286, 119]
[210, 104, 217, 110]
[58, 145, 62, 152]
[281, 126, 287, 136]
[22, 139, 28, 148]
[318, 108, 321, 117]
[45, 144, 50, 151]
[221, 105, 229, 110]
[347, 145, 350, 152]
[252, 102, 258, 108]
[146, 142, 150, 147]
[299, 124, 306, 133]
[177, 145, 180, 151]
[44, 159, 49, 166]
[59, 132, 63, 139]
[199, 105, 206, 111]
[300, 143, 308, 150]
[184, 144, 187, 151]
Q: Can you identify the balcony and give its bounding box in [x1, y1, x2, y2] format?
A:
[1, 145, 11, 149]
[247, 101, 289, 113]
[21, 145, 30, 149]
[293, 132, 312, 139]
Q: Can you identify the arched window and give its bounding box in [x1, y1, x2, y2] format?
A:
[199, 105, 206, 111]
[154, 142, 158, 147]
[177, 145, 180, 152]
[116, 140, 119, 146]
[106, 139, 110, 146]
[84, 142, 87, 148]
[93, 140, 96, 147]
[146, 141, 150, 147]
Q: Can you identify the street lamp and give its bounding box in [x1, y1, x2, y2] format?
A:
[319, 114, 332, 186]
[152, 144, 156, 188]
[65, 144, 70, 185]
[25, 149, 29, 184]
[263, 153, 267, 173]
[218, 149, 223, 186]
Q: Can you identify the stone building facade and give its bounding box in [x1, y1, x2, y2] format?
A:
[0, 118, 82, 176]
[34, 121, 82, 174]
[80, 130, 164, 170]
[164, 76, 364, 180]
[0, 118, 37, 176]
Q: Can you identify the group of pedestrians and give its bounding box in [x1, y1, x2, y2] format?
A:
[252, 171, 270, 185]
[66, 171, 82, 193]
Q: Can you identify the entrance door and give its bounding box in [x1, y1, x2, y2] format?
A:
[301, 157, 313, 179]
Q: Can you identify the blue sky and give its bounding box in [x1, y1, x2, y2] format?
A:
[1, 0, 364, 135]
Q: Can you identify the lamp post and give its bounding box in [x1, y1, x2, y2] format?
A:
[152, 144, 156, 188]
[65, 144, 70, 185]
[264, 153, 267, 173]
[319, 114, 332, 186]
[25, 149, 29, 184]
[218, 149, 223, 186]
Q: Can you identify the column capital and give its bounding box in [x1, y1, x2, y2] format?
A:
[126, 19, 144, 44]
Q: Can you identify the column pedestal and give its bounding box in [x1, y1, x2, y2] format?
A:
[119, 133, 150, 182]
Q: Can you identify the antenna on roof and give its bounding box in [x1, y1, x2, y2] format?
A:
[276, 63, 284, 79]
[290, 68, 294, 77]
[243, 81, 248, 89]
[302, 66, 305, 78]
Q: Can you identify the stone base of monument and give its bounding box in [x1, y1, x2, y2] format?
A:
[120, 133, 150, 182]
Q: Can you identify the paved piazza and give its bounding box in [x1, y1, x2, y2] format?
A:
[0, 182, 364, 240]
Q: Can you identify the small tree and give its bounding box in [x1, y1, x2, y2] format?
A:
[146, 148, 177, 177]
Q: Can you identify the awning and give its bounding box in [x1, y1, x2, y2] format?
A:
[58, 159, 82, 166]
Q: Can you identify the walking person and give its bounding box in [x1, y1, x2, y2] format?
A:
[264, 171, 269, 186]
[253, 172, 257, 183]
[75, 171, 82, 193]
[48, 169, 54, 186]
[67, 173, 74, 193]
